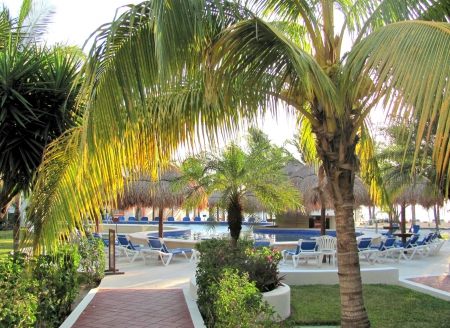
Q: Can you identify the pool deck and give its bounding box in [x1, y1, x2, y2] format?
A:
[61, 228, 450, 328]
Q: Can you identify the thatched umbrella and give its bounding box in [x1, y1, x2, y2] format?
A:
[285, 162, 372, 212]
[117, 166, 203, 236]
[284, 162, 372, 234]
[392, 177, 444, 234]
[208, 190, 265, 220]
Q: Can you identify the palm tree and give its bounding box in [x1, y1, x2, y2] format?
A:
[369, 118, 444, 229]
[0, 1, 83, 250]
[177, 128, 302, 247]
[23, 1, 450, 326]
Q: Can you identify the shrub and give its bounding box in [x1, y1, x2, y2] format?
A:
[32, 244, 80, 327]
[195, 238, 283, 327]
[0, 253, 37, 327]
[212, 269, 276, 328]
[78, 236, 106, 284]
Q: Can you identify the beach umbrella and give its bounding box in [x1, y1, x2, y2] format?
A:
[392, 177, 444, 234]
[285, 162, 372, 212]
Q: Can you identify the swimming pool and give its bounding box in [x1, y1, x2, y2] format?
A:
[103, 221, 360, 242]
[147, 224, 352, 242]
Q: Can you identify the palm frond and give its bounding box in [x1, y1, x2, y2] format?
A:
[210, 17, 343, 128]
[343, 20, 450, 194]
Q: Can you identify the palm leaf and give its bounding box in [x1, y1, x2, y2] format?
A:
[343, 20, 450, 193]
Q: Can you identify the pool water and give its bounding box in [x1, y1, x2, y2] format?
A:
[159, 224, 340, 242]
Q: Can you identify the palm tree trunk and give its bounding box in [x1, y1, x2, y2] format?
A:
[330, 171, 370, 327]
[314, 116, 370, 327]
[411, 205, 416, 225]
[227, 195, 243, 248]
[12, 195, 21, 252]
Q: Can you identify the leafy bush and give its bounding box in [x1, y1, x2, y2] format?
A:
[195, 238, 283, 327]
[32, 244, 80, 327]
[78, 236, 106, 284]
[212, 269, 276, 328]
[0, 253, 37, 327]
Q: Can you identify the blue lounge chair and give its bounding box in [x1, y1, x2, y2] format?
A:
[282, 240, 322, 268]
[254, 240, 271, 247]
[409, 224, 421, 234]
[141, 217, 149, 222]
[391, 234, 422, 261]
[364, 237, 397, 264]
[248, 217, 256, 223]
[116, 235, 149, 262]
[193, 217, 201, 222]
[127, 216, 136, 222]
[146, 238, 194, 266]
[182, 217, 191, 221]
[294, 240, 322, 267]
[154, 217, 159, 221]
[118, 216, 125, 222]
[167, 216, 175, 221]
[117, 234, 141, 249]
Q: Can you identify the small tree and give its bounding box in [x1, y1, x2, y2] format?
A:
[178, 129, 302, 247]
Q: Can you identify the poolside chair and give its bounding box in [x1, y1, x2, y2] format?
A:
[193, 217, 201, 222]
[182, 217, 191, 221]
[140, 237, 166, 264]
[405, 232, 434, 259]
[117, 234, 141, 249]
[154, 217, 159, 221]
[118, 216, 125, 222]
[282, 239, 301, 263]
[356, 238, 373, 264]
[427, 232, 446, 256]
[292, 240, 322, 268]
[409, 224, 421, 234]
[248, 217, 256, 223]
[146, 238, 194, 266]
[117, 235, 149, 262]
[167, 216, 175, 221]
[316, 235, 337, 266]
[361, 237, 397, 264]
[127, 216, 136, 222]
[254, 240, 271, 247]
[140, 216, 149, 222]
[386, 234, 421, 262]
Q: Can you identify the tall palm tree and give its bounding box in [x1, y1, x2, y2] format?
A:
[177, 128, 302, 247]
[23, 1, 450, 327]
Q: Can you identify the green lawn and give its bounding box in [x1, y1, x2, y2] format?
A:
[280, 284, 450, 328]
[0, 230, 13, 260]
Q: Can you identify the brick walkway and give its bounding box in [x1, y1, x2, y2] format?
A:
[71, 289, 194, 328]
[407, 275, 450, 292]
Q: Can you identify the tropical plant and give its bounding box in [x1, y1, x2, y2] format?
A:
[177, 129, 302, 246]
[23, 1, 450, 327]
[195, 238, 280, 327]
[367, 118, 444, 228]
[0, 1, 84, 251]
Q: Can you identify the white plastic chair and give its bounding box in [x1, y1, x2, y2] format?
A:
[316, 235, 337, 266]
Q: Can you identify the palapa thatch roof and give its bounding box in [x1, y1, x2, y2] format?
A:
[392, 177, 444, 209]
[116, 167, 188, 210]
[284, 162, 373, 213]
[208, 190, 265, 212]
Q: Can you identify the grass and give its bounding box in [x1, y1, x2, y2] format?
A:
[0, 230, 13, 260]
[280, 284, 450, 328]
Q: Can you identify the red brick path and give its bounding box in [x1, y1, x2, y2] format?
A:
[71, 289, 195, 328]
[407, 275, 450, 293]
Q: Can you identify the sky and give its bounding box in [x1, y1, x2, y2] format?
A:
[2, 0, 388, 147]
[3, 0, 298, 147]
